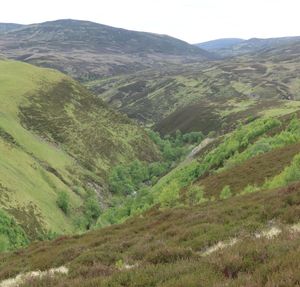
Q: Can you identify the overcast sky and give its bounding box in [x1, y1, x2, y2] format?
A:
[1, 0, 299, 43]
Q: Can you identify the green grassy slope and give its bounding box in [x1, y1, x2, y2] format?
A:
[0, 59, 160, 242]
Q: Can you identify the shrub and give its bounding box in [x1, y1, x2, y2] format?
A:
[187, 185, 206, 205]
[264, 153, 300, 189]
[149, 162, 168, 178]
[240, 185, 259, 195]
[84, 196, 101, 228]
[0, 209, 28, 250]
[145, 246, 193, 264]
[109, 160, 150, 195]
[159, 182, 180, 207]
[182, 131, 204, 144]
[115, 259, 125, 270]
[220, 185, 232, 200]
[0, 235, 9, 252]
[57, 191, 69, 214]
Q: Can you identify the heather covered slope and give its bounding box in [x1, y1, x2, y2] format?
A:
[0, 19, 214, 80]
[0, 59, 159, 246]
[88, 45, 300, 134]
[0, 180, 299, 286]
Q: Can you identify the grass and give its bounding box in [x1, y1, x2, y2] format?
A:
[0, 59, 160, 243]
[0, 60, 82, 237]
[260, 100, 300, 118]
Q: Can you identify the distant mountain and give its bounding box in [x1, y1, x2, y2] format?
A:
[0, 23, 23, 33]
[195, 38, 244, 51]
[0, 19, 215, 79]
[197, 36, 300, 57]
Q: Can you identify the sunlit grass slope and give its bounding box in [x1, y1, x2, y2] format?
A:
[0, 59, 159, 242]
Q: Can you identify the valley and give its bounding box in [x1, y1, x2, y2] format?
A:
[0, 17, 299, 287]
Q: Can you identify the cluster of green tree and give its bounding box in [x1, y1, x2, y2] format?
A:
[223, 115, 300, 169]
[108, 160, 168, 195]
[148, 130, 204, 162]
[109, 130, 204, 196]
[97, 118, 281, 226]
[201, 118, 281, 172]
[212, 117, 300, 201]
[56, 190, 101, 230]
[97, 131, 204, 226]
[154, 118, 281, 207]
[0, 209, 28, 252]
[97, 187, 154, 226]
[264, 152, 300, 189]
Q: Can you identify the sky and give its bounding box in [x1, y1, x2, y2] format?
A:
[1, 0, 300, 43]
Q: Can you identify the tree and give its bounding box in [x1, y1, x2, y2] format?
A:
[57, 191, 69, 214]
[84, 196, 101, 228]
[182, 132, 204, 144]
[129, 160, 149, 186]
[188, 185, 206, 205]
[158, 181, 180, 207]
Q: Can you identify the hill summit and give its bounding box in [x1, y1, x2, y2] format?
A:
[0, 19, 214, 79]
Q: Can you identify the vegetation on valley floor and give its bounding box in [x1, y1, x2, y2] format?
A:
[96, 114, 300, 227]
[98, 130, 204, 226]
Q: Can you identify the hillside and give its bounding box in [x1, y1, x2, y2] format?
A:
[1, 113, 300, 286]
[0, 16, 300, 287]
[199, 36, 300, 57]
[87, 41, 300, 135]
[195, 38, 244, 51]
[0, 59, 160, 246]
[0, 19, 214, 80]
[0, 23, 23, 33]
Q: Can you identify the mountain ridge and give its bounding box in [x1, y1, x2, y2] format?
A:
[0, 19, 214, 79]
[196, 35, 300, 57]
[195, 38, 244, 51]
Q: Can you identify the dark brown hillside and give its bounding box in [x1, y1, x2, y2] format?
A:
[0, 19, 214, 79]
